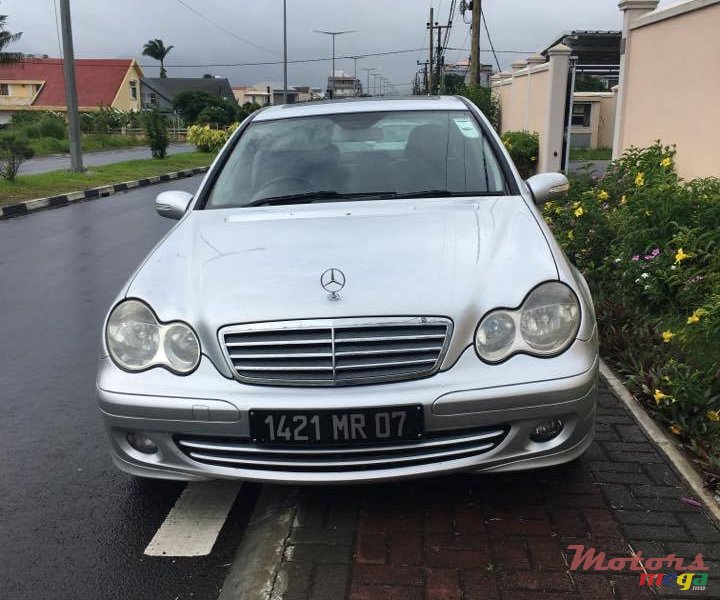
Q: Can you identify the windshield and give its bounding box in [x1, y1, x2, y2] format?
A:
[205, 110, 509, 208]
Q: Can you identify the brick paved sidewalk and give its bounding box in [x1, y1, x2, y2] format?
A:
[260, 381, 720, 600]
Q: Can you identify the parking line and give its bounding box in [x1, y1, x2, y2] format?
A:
[144, 481, 242, 557]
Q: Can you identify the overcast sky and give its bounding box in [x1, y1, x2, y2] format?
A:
[2, 0, 677, 92]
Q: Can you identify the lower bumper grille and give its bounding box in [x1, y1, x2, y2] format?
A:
[176, 427, 508, 472]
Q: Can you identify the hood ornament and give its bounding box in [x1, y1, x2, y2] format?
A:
[321, 268, 346, 301]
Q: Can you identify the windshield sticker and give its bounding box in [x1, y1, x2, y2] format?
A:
[453, 117, 480, 138]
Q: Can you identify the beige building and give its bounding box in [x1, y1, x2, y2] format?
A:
[614, 0, 720, 179]
[0, 58, 143, 124]
[232, 86, 271, 106]
[570, 92, 616, 149]
[491, 47, 571, 173]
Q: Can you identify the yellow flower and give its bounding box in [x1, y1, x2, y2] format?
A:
[707, 410, 720, 422]
[661, 330, 674, 343]
[653, 389, 670, 404]
[567, 230, 575, 241]
[669, 424, 682, 436]
[574, 207, 584, 218]
[661, 157, 672, 168]
[635, 172, 645, 187]
[597, 190, 609, 201]
[674, 248, 691, 264]
[687, 308, 706, 324]
[620, 195, 627, 205]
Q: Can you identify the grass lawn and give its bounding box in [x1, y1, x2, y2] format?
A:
[0, 152, 214, 207]
[569, 147, 612, 161]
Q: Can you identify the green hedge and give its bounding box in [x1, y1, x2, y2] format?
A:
[543, 142, 720, 490]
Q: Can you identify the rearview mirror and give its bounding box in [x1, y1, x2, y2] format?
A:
[155, 191, 193, 220]
[526, 173, 570, 205]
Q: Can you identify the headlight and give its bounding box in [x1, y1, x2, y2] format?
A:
[106, 300, 201, 374]
[475, 282, 580, 363]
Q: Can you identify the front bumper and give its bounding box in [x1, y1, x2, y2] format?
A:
[97, 332, 599, 484]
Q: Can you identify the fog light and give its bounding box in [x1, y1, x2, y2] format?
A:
[127, 432, 158, 454]
[530, 419, 564, 442]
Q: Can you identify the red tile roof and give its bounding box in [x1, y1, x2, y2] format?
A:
[0, 58, 138, 108]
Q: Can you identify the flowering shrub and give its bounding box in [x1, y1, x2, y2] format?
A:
[187, 123, 239, 153]
[501, 131, 539, 178]
[544, 142, 720, 488]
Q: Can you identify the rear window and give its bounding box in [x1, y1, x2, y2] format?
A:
[205, 110, 509, 208]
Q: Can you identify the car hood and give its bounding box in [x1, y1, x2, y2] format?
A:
[126, 197, 558, 367]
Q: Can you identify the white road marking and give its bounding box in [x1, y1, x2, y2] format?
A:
[144, 481, 242, 557]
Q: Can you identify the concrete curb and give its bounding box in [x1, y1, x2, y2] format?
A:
[219, 486, 298, 600]
[0, 166, 210, 221]
[600, 359, 720, 524]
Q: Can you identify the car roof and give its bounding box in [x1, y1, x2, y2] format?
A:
[253, 96, 469, 121]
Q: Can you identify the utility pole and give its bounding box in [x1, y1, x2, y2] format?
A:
[470, 0, 482, 85]
[427, 9, 450, 95]
[427, 7, 434, 95]
[313, 30, 355, 99]
[283, 0, 288, 103]
[434, 22, 451, 93]
[417, 60, 430, 95]
[59, 0, 83, 172]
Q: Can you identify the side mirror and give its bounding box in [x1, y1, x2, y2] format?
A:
[526, 173, 570, 205]
[155, 191, 193, 220]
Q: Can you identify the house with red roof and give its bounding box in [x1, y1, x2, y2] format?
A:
[0, 57, 144, 124]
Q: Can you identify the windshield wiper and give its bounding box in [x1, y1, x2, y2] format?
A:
[245, 191, 394, 207]
[244, 189, 504, 207]
[378, 190, 504, 199]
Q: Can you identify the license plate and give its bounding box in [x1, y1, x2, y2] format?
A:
[249, 406, 424, 445]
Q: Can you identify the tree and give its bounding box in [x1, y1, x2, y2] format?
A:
[0, 135, 35, 180]
[173, 90, 238, 126]
[144, 105, 169, 159]
[575, 74, 607, 92]
[0, 10, 23, 65]
[142, 39, 174, 78]
[457, 84, 500, 130]
[443, 73, 466, 95]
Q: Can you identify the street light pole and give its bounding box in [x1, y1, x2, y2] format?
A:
[372, 73, 381, 97]
[313, 30, 355, 99]
[59, 0, 83, 172]
[361, 68, 376, 97]
[283, 0, 288, 104]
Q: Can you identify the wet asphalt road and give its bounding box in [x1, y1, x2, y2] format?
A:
[0, 177, 256, 600]
[19, 143, 194, 175]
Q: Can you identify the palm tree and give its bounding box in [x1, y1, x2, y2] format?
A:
[0, 12, 23, 65]
[142, 39, 174, 78]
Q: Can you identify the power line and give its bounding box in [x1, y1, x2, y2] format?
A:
[52, 0, 63, 58]
[447, 47, 533, 54]
[169, 0, 278, 54]
[153, 47, 432, 68]
[20, 46, 529, 70]
[482, 10, 501, 71]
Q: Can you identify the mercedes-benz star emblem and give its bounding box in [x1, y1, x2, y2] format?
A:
[321, 268, 346, 301]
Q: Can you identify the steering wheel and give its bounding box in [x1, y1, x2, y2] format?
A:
[253, 176, 314, 199]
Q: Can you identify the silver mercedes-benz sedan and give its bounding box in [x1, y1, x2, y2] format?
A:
[97, 96, 598, 483]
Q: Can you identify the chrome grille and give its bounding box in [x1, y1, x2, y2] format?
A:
[219, 317, 452, 386]
[176, 427, 508, 472]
